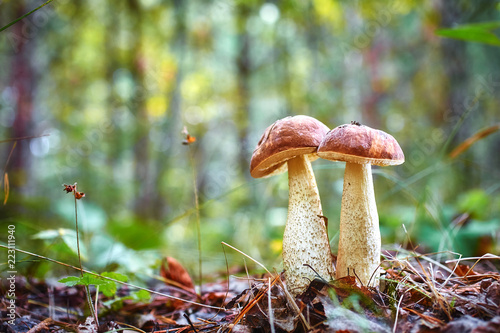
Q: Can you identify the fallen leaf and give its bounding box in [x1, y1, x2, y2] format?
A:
[160, 257, 195, 291]
[455, 264, 479, 278]
[3, 172, 9, 205]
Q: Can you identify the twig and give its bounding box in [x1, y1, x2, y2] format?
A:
[27, 317, 54, 333]
[183, 313, 199, 333]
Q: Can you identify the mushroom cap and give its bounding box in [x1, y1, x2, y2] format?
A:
[250, 115, 330, 178]
[318, 122, 404, 166]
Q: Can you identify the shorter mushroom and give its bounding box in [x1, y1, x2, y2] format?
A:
[318, 122, 404, 287]
[250, 115, 334, 296]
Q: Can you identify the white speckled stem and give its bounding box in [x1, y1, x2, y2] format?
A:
[283, 155, 334, 296]
[335, 163, 380, 287]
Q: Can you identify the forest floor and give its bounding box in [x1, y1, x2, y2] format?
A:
[1, 252, 499, 333]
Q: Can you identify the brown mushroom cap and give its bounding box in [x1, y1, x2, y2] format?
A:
[318, 122, 404, 166]
[250, 115, 330, 178]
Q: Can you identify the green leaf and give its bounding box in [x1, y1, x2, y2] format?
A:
[99, 272, 128, 297]
[58, 273, 113, 291]
[79, 273, 110, 287]
[457, 189, 491, 219]
[131, 289, 151, 302]
[58, 276, 81, 287]
[436, 21, 500, 46]
[101, 272, 129, 283]
[102, 298, 124, 311]
[99, 281, 117, 298]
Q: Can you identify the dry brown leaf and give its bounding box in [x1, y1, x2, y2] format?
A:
[455, 264, 479, 278]
[403, 307, 445, 328]
[3, 172, 9, 205]
[160, 257, 195, 291]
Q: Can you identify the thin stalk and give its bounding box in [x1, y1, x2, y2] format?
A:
[0, 133, 50, 144]
[0, 0, 55, 32]
[74, 188, 83, 278]
[189, 148, 202, 294]
[268, 277, 276, 333]
[73, 184, 98, 324]
[94, 285, 99, 320]
[221, 241, 272, 275]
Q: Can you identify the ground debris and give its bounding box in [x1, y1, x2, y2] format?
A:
[383, 252, 500, 333]
[160, 257, 196, 293]
[1, 254, 499, 332]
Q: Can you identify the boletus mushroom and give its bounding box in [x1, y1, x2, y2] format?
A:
[250, 115, 334, 296]
[317, 122, 404, 287]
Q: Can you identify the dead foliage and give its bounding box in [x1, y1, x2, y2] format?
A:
[1, 253, 499, 333]
[160, 257, 196, 293]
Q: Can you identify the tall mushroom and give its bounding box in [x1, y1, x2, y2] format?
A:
[250, 115, 334, 296]
[317, 122, 404, 287]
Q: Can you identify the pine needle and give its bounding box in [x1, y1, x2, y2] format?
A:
[221, 241, 272, 275]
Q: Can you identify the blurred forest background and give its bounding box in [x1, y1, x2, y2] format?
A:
[1, 0, 499, 285]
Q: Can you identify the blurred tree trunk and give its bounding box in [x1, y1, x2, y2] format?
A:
[440, 4, 468, 141]
[151, 0, 187, 219]
[274, 21, 293, 114]
[8, 2, 35, 194]
[235, 2, 252, 179]
[104, 2, 124, 209]
[126, 0, 151, 219]
[305, 3, 320, 100]
[361, 45, 383, 128]
[439, 2, 491, 187]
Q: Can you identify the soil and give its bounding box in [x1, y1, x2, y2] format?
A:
[1, 254, 499, 333]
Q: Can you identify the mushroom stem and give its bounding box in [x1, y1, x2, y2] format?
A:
[336, 162, 380, 287]
[283, 154, 334, 296]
